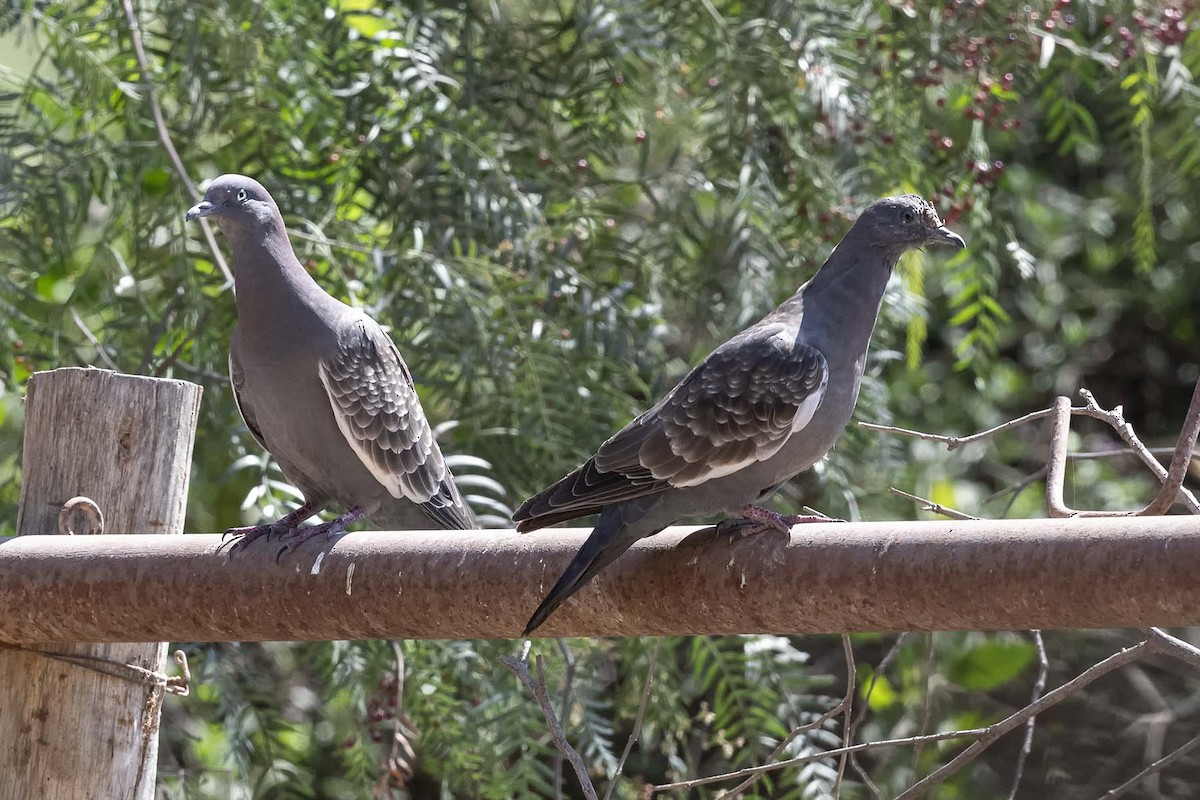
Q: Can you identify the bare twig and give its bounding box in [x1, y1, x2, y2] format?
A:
[859, 407, 1065, 451]
[1097, 732, 1200, 799]
[1071, 446, 1200, 461]
[831, 634, 855, 798]
[1075, 388, 1200, 514]
[1147, 627, 1200, 670]
[1140, 377, 1200, 515]
[649, 727, 990, 795]
[715, 635, 857, 800]
[894, 639, 1152, 799]
[502, 654, 599, 800]
[376, 641, 419, 796]
[554, 640, 577, 800]
[1048, 383, 1200, 517]
[850, 633, 909, 743]
[1046, 396, 1085, 518]
[715, 687, 847, 798]
[910, 633, 937, 781]
[863, 388, 1200, 514]
[69, 307, 119, 371]
[603, 640, 661, 800]
[889, 488, 979, 521]
[1006, 631, 1048, 800]
[119, 0, 234, 288]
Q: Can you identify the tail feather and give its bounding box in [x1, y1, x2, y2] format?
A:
[524, 510, 640, 636]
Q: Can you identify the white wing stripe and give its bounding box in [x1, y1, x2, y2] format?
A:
[318, 363, 436, 503]
[668, 368, 829, 489]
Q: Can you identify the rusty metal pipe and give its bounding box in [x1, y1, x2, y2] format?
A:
[0, 516, 1198, 644]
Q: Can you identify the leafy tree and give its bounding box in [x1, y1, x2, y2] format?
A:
[2, 0, 1199, 796]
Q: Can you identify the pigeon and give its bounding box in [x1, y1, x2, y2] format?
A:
[185, 174, 476, 548]
[515, 194, 965, 634]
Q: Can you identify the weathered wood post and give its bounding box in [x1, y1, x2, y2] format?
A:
[0, 368, 201, 800]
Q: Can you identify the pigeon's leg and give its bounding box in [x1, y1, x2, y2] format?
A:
[275, 505, 367, 560]
[717, 504, 844, 539]
[222, 498, 325, 553]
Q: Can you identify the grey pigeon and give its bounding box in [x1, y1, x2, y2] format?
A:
[515, 194, 964, 634]
[186, 174, 476, 548]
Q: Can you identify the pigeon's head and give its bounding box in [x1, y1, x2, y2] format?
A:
[185, 174, 282, 232]
[857, 194, 965, 251]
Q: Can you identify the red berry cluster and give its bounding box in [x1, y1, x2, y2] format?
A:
[344, 675, 400, 746]
[1106, 1, 1193, 59]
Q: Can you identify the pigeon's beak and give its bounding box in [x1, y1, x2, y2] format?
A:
[185, 200, 214, 222]
[926, 225, 966, 250]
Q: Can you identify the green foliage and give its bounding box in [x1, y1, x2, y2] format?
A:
[4, 0, 1200, 797]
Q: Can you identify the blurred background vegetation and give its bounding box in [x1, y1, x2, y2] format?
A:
[2, 0, 1199, 797]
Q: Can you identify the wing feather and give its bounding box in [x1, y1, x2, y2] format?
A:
[319, 317, 475, 530]
[229, 342, 268, 451]
[515, 328, 829, 531]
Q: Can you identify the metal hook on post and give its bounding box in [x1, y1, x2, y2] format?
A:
[58, 496, 105, 536]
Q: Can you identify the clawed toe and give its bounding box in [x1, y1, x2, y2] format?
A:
[717, 505, 844, 540]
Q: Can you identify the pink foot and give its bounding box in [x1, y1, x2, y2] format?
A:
[273, 506, 367, 562]
[717, 505, 844, 538]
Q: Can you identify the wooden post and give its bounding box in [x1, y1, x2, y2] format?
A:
[0, 368, 201, 800]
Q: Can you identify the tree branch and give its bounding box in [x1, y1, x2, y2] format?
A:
[894, 639, 1152, 799]
[889, 487, 979, 521]
[603, 640, 660, 800]
[119, 0, 234, 288]
[1006, 630, 1048, 800]
[1097, 732, 1200, 799]
[501, 654, 599, 800]
[1048, 382, 1200, 517]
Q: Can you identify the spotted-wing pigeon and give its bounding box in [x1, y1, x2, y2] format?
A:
[186, 174, 476, 547]
[515, 194, 965, 634]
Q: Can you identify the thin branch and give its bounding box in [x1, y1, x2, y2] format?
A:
[1046, 396, 1084, 518]
[1147, 627, 1200, 670]
[850, 633, 909, 743]
[1071, 446, 1200, 461]
[649, 727, 990, 795]
[713, 703, 844, 800]
[119, 0, 234, 288]
[831, 633, 855, 798]
[1049, 382, 1200, 517]
[859, 406, 1067, 451]
[910, 633, 937, 781]
[1097, 732, 1200, 799]
[502, 654, 599, 800]
[889, 487, 979, 521]
[602, 640, 660, 800]
[68, 307, 119, 371]
[715, 635, 857, 800]
[1076, 388, 1200, 515]
[1007, 630, 1048, 800]
[1140, 377, 1200, 515]
[894, 639, 1152, 799]
[553, 640, 576, 800]
[863, 388, 1200, 514]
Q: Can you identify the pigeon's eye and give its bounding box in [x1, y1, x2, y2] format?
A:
[901, 210, 914, 224]
[236, 188, 248, 203]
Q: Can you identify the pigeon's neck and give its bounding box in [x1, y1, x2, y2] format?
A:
[226, 223, 326, 319]
[793, 240, 904, 368]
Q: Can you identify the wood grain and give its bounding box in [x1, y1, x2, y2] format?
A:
[0, 368, 201, 800]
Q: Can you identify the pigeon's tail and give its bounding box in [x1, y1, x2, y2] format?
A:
[524, 505, 652, 636]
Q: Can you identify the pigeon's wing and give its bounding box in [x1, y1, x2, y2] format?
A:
[318, 316, 475, 530]
[515, 327, 828, 530]
[229, 336, 268, 452]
